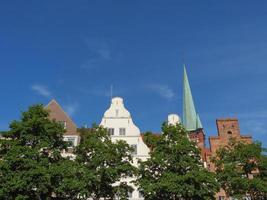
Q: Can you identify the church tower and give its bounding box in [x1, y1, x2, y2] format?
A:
[182, 65, 203, 131]
[182, 65, 207, 162]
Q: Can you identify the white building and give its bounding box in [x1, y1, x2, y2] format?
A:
[100, 97, 150, 199]
[167, 113, 180, 125]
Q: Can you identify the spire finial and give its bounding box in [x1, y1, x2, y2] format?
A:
[110, 85, 113, 100]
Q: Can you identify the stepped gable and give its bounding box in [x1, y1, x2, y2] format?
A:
[209, 118, 252, 156]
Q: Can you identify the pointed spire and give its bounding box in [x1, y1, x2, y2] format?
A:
[182, 65, 203, 131]
[196, 114, 203, 129]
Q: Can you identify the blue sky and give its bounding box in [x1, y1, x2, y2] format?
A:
[0, 1, 267, 147]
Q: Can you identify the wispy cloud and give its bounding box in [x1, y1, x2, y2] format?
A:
[236, 110, 267, 137]
[84, 38, 111, 60]
[31, 84, 51, 97]
[76, 86, 117, 98]
[63, 103, 78, 117]
[237, 110, 267, 119]
[242, 120, 266, 136]
[96, 44, 111, 60]
[81, 38, 112, 70]
[80, 59, 98, 70]
[146, 84, 174, 99]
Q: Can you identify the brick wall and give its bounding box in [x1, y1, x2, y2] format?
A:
[208, 118, 252, 199]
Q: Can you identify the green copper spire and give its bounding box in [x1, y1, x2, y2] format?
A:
[182, 65, 203, 131]
[196, 113, 203, 129]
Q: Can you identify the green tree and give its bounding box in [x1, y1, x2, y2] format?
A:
[136, 122, 219, 200]
[49, 159, 93, 200]
[75, 125, 137, 200]
[142, 131, 160, 150]
[0, 104, 76, 200]
[212, 139, 267, 200]
[77, 127, 92, 142]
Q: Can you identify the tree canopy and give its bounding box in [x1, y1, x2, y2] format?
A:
[0, 106, 137, 200]
[136, 122, 219, 200]
[0, 104, 69, 199]
[212, 139, 267, 200]
[75, 125, 137, 200]
[4, 103, 266, 200]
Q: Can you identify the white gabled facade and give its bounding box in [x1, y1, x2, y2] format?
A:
[100, 97, 150, 200]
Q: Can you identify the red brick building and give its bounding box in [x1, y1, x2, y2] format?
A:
[183, 66, 253, 199]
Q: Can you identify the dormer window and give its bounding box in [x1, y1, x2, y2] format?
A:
[64, 136, 76, 147]
[108, 128, 114, 136]
[59, 121, 67, 129]
[119, 128, 126, 135]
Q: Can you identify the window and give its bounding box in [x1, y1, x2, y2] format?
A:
[65, 137, 76, 147]
[59, 121, 67, 129]
[108, 128, 114, 136]
[219, 196, 225, 200]
[139, 191, 144, 198]
[227, 131, 232, 135]
[131, 144, 137, 155]
[128, 192, 132, 198]
[119, 128, 126, 135]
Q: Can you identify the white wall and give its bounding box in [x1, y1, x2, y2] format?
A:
[100, 97, 150, 199]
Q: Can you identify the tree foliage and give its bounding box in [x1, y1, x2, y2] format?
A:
[212, 139, 267, 200]
[75, 125, 137, 200]
[0, 105, 137, 200]
[6, 103, 267, 200]
[77, 127, 92, 143]
[142, 132, 160, 150]
[136, 122, 219, 200]
[0, 104, 70, 199]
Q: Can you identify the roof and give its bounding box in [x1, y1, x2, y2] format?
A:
[182, 65, 203, 131]
[45, 99, 79, 136]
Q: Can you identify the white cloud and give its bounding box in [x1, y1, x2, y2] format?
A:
[84, 38, 111, 60]
[242, 120, 267, 135]
[63, 103, 78, 117]
[82, 89, 111, 97]
[146, 84, 174, 99]
[97, 44, 111, 60]
[81, 38, 112, 70]
[237, 110, 267, 119]
[236, 110, 267, 137]
[31, 84, 51, 97]
[80, 59, 98, 70]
